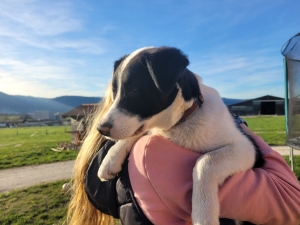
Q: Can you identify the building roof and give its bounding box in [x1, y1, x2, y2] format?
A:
[62, 104, 98, 120]
[228, 95, 284, 106]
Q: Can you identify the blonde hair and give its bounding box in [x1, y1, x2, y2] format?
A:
[67, 84, 119, 225]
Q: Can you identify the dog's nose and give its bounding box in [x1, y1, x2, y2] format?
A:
[97, 122, 113, 137]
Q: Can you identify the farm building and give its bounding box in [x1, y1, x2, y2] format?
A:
[62, 104, 98, 145]
[32, 110, 55, 120]
[228, 95, 285, 116]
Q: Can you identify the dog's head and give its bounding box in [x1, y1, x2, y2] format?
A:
[97, 46, 201, 139]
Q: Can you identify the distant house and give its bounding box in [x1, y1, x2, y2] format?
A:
[0, 122, 8, 128]
[62, 104, 98, 145]
[228, 95, 285, 116]
[32, 111, 55, 120]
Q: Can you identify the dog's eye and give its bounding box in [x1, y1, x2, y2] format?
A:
[130, 87, 138, 94]
[126, 85, 139, 96]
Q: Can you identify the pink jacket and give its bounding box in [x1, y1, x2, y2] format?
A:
[128, 135, 300, 225]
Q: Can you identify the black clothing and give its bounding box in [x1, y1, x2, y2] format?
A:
[84, 140, 152, 224]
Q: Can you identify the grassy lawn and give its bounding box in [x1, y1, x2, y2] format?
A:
[243, 116, 300, 180]
[0, 126, 78, 170]
[0, 180, 70, 225]
[284, 156, 300, 181]
[0, 157, 299, 225]
[0, 115, 21, 121]
[243, 116, 286, 145]
[0, 116, 289, 170]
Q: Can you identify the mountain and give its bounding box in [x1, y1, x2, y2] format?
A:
[52, 96, 101, 107]
[0, 91, 243, 114]
[222, 98, 245, 106]
[0, 92, 101, 114]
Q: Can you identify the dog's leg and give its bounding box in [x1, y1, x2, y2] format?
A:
[192, 144, 256, 225]
[98, 136, 140, 181]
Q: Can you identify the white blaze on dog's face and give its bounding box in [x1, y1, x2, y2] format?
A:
[97, 46, 201, 140]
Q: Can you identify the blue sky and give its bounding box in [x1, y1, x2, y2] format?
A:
[0, 0, 299, 99]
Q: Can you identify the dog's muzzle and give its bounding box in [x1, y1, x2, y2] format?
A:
[97, 122, 113, 137]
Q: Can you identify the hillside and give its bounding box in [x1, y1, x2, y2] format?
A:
[222, 98, 245, 106]
[0, 91, 243, 114]
[0, 92, 101, 114]
[52, 96, 101, 107]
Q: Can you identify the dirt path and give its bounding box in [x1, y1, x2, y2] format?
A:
[271, 146, 300, 156]
[0, 146, 299, 193]
[0, 160, 75, 193]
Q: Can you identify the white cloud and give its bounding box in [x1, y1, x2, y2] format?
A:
[0, 0, 115, 98]
[49, 39, 110, 55]
[0, 0, 111, 55]
[189, 49, 284, 99]
[0, 0, 82, 37]
[0, 55, 114, 98]
[0, 61, 91, 98]
[0, 59, 70, 80]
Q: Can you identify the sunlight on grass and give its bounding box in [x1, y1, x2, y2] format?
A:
[0, 126, 78, 169]
[244, 116, 286, 145]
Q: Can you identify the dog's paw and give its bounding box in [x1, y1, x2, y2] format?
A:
[97, 166, 116, 181]
[97, 155, 122, 181]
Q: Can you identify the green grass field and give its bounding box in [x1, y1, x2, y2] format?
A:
[0, 116, 288, 170]
[0, 115, 21, 121]
[0, 126, 78, 170]
[284, 156, 300, 181]
[0, 180, 70, 225]
[0, 157, 299, 225]
[243, 116, 286, 145]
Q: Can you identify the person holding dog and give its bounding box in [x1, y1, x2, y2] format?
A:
[67, 84, 300, 225]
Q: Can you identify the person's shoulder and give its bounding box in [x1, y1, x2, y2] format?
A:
[129, 134, 198, 224]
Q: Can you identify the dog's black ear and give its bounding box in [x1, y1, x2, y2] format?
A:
[145, 47, 189, 95]
[113, 55, 128, 72]
[177, 69, 201, 101]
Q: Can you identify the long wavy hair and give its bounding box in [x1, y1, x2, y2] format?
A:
[67, 84, 119, 225]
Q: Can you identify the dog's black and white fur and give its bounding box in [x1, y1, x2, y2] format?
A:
[97, 46, 264, 225]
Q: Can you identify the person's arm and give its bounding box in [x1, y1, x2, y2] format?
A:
[219, 124, 300, 225]
[84, 140, 120, 218]
[84, 140, 154, 225]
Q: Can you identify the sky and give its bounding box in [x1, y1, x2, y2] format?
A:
[0, 0, 299, 100]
